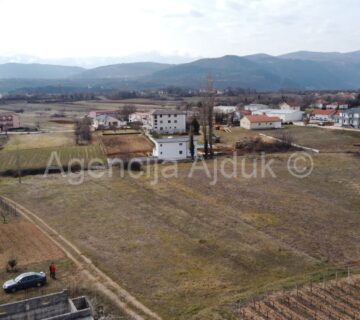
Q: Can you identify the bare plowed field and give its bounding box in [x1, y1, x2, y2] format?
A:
[100, 134, 153, 158]
[0, 219, 64, 266]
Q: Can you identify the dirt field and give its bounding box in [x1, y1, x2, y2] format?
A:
[100, 133, 154, 158]
[0, 218, 64, 267]
[0, 152, 359, 319]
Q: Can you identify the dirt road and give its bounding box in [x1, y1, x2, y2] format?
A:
[1, 196, 162, 320]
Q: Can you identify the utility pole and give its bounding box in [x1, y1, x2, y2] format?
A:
[16, 145, 22, 184]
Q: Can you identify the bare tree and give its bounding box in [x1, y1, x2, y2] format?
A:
[75, 117, 92, 145]
[200, 74, 215, 158]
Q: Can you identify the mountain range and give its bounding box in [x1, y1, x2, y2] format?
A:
[1, 51, 360, 91]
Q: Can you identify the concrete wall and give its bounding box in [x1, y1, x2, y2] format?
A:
[0, 291, 93, 320]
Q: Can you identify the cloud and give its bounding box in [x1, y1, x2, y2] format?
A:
[163, 9, 204, 19]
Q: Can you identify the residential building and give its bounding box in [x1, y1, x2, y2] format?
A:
[244, 103, 269, 112]
[252, 109, 304, 123]
[129, 112, 150, 124]
[93, 115, 126, 130]
[149, 135, 197, 160]
[149, 109, 186, 134]
[310, 109, 337, 122]
[214, 106, 237, 114]
[0, 111, 20, 131]
[326, 103, 349, 110]
[0, 290, 93, 320]
[240, 115, 282, 130]
[311, 99, 328, 109]
[88, 109, 120, 119]
[337, 107, 360, 128]
[279, 102, 301, 111]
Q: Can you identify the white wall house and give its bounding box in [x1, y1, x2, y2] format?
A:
[129, 112, 150, 124]
[326, 103, 349, 110]
[338, 107, 360, 128]
[150, 136, 197, 160]
[279, 102, 301, 111]
[214, 106, 237, 114]
[244, 104, 269, 112]
[310, 110, 337, 122]
[149, 110, 186, 134]
[93, 115, 126, 130]
[252, 109, 304, 123]
[240, 115, 282, 130]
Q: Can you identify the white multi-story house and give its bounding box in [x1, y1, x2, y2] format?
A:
[147, 134, 198, 160]
[338, 107, 360, 128]
[149, 110, 186, 134]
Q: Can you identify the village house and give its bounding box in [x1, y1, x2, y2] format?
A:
[129, 112, 150, 124]
[92, 115, 126, 130]
[337, 107, 360, 128]
[240, 115, 282, 130]
[310, 109, 337, 123]
[252, 109, 304, 123]
[0, 111, 20, 131]
[149, 109, 186, 134]
[88, 109, 120, 119]
[279, 102, 301, 111]
[326, 103, 349, 110]
[214, 106, 237, 114]
[244, 103, 269, 112]
[311, 99, 328, 109]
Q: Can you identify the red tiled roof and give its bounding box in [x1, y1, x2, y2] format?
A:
[312, 110, 336, 116]
[245, 115, 281, 123]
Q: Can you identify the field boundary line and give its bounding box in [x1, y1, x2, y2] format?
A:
[259, 133, 320, 153]
[0, 195, 162, 320]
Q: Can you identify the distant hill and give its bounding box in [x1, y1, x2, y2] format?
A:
[145, 55, 292, 90]
[279, 50, 360, 63]
[74, 62, 172, 79]
[0, 63, 84, 79]
[144, 54, 360, 90]
[1, 51, 360, 91]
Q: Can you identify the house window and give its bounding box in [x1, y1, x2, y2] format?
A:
[179, 151, 183, 155]
[168, 120, 171, 123]
[160, 152, 163, 155]
[160, 144, 162, 147]
[179, 143, 183, 146]
[174, 120, 177, 123]
[160, 115, 163, 118]
[174, 115, 177, 117]
[160, 120, 163, 124]
[160, 127, 163, 130]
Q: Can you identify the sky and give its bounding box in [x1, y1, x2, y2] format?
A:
[0, 0, 359, 61]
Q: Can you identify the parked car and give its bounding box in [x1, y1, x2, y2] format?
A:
[3, 272, 46, 293]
